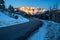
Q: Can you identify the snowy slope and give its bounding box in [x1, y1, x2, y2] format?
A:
[28, 20, 60, 40]
[0, 12, 29, 27]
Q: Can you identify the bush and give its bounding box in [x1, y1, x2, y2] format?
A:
[15, 16, 18, 19]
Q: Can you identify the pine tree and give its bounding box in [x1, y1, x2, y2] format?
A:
[8, 5, 14, 16]
[0, 0, 5, 9]
[8, 5, 14, 12]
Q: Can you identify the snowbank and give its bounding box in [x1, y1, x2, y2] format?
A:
[0, 12, 29, 27]
[28, 20, 60, 40]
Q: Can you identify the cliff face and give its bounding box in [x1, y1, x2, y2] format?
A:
[14, 7, 45, 15]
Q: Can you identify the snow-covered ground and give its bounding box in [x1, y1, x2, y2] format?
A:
[0, 12, 29, 27]
[28, 20, 60, 40]
[0, 11, 60, 40]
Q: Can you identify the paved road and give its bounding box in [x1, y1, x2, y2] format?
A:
[0, 19, 42, 40]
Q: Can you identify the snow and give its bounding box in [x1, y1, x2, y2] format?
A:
[0, 12, 29, 27]
[28, 20, 60, 40]
[0, 11, 60, 40]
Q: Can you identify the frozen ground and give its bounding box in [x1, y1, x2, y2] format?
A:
[0, 12, 29, 27]
[28, 20, 60, 40]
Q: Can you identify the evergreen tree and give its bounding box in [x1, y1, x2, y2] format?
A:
[8, 5, 14, 12]
[0, 0, 5, 9]
[49, 5, 52, 10]
[8, 5, 14, 16]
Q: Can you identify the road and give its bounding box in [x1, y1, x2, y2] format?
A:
[0, 19, 43, 40]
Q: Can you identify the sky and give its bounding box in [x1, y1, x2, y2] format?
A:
[4, 0, 60, 10]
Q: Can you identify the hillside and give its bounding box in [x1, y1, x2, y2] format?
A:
[0, 12, 29, 27]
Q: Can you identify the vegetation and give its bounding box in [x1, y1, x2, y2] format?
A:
[0, 0, 5, 9]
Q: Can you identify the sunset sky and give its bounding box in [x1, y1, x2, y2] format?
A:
[4, 0, 60, 10]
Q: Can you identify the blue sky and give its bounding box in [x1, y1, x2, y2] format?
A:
[4, 0, 60, 10]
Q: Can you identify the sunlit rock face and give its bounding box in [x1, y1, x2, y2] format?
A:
[14, 7, 45, 15]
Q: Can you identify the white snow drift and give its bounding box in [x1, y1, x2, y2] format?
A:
[0, 12, 29, 27]
[28, 20, 60, 40]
